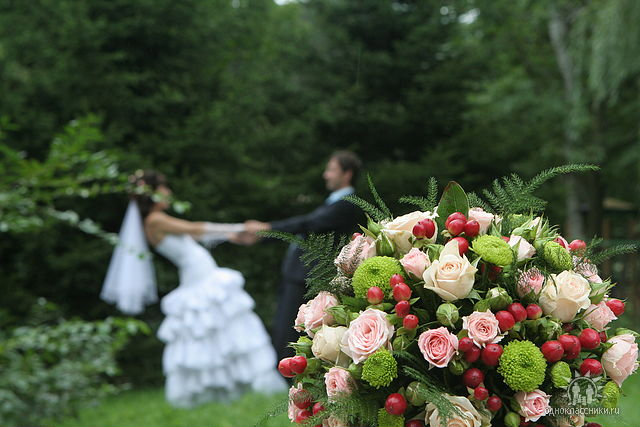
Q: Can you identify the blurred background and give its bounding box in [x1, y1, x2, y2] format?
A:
[1, 0, 639, 426]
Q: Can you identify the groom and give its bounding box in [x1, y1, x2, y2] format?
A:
[245, 151, 363, 362]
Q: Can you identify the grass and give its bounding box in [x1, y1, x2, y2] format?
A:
[48, 389, 294, 427]
[48, 375, 640, 427]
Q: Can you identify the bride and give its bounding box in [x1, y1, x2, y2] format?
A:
[101, 170, 286, 407]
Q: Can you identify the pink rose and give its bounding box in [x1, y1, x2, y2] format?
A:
[294, 304, 307, 333]
[468, 207, 499, 235]
[574, 257, 603, 283]
[299, 291, 339, 338]
[517, 268, 545, 298]
[288, 383, 304, 422]
[335, 235, 376, 276]
[400, 248, 430, 279]
[418, 327, 458, 368]
[324, 367, 355, 399]
[602, 334, 639, 386]
[508, 235, 536, 262]
[462, 310, 502, 348]
[340, 308, 394, 364]
[584, 301, 617, 331]
[515, 389, 550, 422]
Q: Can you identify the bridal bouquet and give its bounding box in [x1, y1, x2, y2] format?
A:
[273, 166, 638, 427]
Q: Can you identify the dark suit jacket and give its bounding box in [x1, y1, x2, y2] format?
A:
[271, 198, 363, 283]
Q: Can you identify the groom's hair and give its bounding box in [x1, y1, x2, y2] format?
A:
[331, 150, 361, 184]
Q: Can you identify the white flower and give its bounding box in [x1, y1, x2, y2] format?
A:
[426, 395, 483, 427]
[423, 239, 478, 301]
[539, 271, 591, 322]
[381, 211, 437, 254]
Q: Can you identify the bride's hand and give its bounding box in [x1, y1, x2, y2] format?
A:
[229, 231, 259, 246]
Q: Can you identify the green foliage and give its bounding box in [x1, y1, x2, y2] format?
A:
[399, 177, 439, 212]
[435, 181, 470, 232]
[344, 176, 392, 222]
[0, 301, 148, 426]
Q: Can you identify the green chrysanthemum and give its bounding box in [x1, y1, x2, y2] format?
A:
[601, 381, 620, 409]
[352, 256, 403, 298]
[497, 340, 546, 391]
[472, 235, 514, 266]
[362, 349, 397, 388]
[543, 241, 573, 272]
[550, 361, 571, 388]
[377, 408, 404, 427]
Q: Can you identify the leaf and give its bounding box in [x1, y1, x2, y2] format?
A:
[435, 181, 469, 231]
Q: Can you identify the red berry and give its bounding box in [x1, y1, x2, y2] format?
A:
[367, 286, 384, 304]
[278, 358, 295, 378]
[458, 337, 474, 353]
[481, 344, 503, 366]
[390, 274, 405, 287]
[462, 368, 484, 388]
[580, 358, 603, 376]
[385, 393, 407, 416]
[501, 236, 510, 243]
[312, 402, 324, 415]
[464, 220, 480, 238]
[405, 421, 426, 427]
[554, 237, 568, 248]
[451, 236, 469, 255]
[579, 328, 601, 350]
[295, 409, 312, 423]
[393, 283, 412, 302]
[293, 388, 313, 409]
[464, 345, 481, 363]
[569, 239, 587, 253]
[395, 300, 410, 318]
[496, 310, 516, 332]
[420, 219, 436, 239]
[541, 340, 564, 363]
[507, 303, 527, 322]
[558, 334, 581, 359]
[447, 219, 466, 236]
[474, 386, 489, 400]
[526, 304, 543, 320]
[412, 222, 428, 238]
[599, 331, 607, 342]
[351, 233, 362, 240]
[487, 396, 502, 412]
[290, 355, 308, 374]
[585, 423, 603, 427]
[445, 212, 467, 227]
[403, 314, 419, 330]
[606, 299, 625, 316]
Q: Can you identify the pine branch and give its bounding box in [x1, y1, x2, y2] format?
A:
[300, 233, 350, 298]
[524, 164, 599, 193]
[344, 195, 387, 222]
[399, 177, 439, 212]
[254, 396, 289, 427]
[322, 392, 380, 427]
[367, 174, 392, 219]
[467, 192, 493, 213]
[257, 230, 305, 246]
[588, 243, 638, 265]
[402, 366, 462, 426]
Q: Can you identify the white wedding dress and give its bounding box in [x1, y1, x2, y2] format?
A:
[154, 233, 287, 407]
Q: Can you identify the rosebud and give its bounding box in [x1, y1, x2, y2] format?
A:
[406, 381, 427, 406]
[376, 233, 395, 257]
[486, 287, 513, 311]
[347, 362, 363, 380]
[436, 303, 459, 328]
[448, 359, 465, 376]
[367, 216, 382, 236]
[614, 328, 640, 338]
[392, 335, 411, 352]
[504, 412, 520, 427]
[473, 299, 491, 312]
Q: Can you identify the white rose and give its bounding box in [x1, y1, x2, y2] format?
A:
[426, 395, 483, 427]
[312, 325, 350, 365]
[381, 211, 437, 254]
[468, 207, 500, 235]
[423, 239, 478, 301]
[509, 235, 536, 261]
[539, 271, 591, 322]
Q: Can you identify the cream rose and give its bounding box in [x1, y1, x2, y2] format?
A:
[423, 239, 478, 301]
[381, 211, 437, 254]
[299, 291, 338, 337]
[340, 308, 394, 364]
[324, 367, 355, 399]
[509, 235, 536, 262]
[515, 389, 550, 422]
[462, 310, 503, 347]
[335, 235, 376, 276]
[468, 207, 499, 235]
[583, 301, 617, 331]
[400, 248, 430, 279]
[602, 334, 639, 386]
[426, 395, 482, 427]
[418, 326, 458, 368]
[312, 325, 350, 365]
[539, 271, 591, 322]
[322, 416, 348, 427]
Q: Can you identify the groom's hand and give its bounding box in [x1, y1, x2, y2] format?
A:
[229, 231, 259, 246]
[245, 220, 271, 234]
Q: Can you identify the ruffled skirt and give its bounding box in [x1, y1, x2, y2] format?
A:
[157, 267, 287, 407]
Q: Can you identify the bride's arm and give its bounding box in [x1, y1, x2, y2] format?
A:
[145, 211, 208, 237]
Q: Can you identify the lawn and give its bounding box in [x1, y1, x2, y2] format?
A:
[49, 375, 640, 427]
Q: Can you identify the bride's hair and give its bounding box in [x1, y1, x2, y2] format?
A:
[128, 170, 168, 218]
